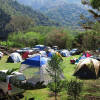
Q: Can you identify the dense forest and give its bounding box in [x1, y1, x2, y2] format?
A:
[0, 0, 59, 39]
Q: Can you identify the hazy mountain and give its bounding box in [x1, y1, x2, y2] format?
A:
[17, 0, 82, 10]
[17, 0, 92, 28]
[0, 0, 59, 26]
[41, 4, 92, 28]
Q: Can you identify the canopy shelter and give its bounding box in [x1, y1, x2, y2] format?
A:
[20, 55, 51, 85]
[74, 58, 100, 79]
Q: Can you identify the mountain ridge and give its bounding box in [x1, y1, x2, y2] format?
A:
[17, 0, 92, 28]
[17, 0, 82, 10]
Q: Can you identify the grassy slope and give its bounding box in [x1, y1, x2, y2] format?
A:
[0, 56, 20, 70]
[0, 55, 100, 100]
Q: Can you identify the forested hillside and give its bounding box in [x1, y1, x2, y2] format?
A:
[17, 0, 93, 28]
[0, 0, 59, 40]
[42, 4, 93, 28]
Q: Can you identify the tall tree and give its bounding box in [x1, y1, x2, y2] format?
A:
[82, 0, 100, 20]
[0, 8, 11, 40]
[47, 54, 64, 100]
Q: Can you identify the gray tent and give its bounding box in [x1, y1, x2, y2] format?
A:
[19, 55, 52, 85]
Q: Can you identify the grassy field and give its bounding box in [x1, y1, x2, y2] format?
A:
[0, 55, 100, 100]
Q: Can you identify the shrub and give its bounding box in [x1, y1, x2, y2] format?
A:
[0, 72, 6, 82]
[66, 79, 83, 100]
[48, 80, 65, 95]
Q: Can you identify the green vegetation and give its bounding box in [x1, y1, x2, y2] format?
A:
[47, 54, 64, 100]
[4, 27, 73, 49]
[1, 23, 98, 50]
[66, 79, 83, 100]
[0, 0, 59, 40]
[90, 0, 100, 10]
[7, 31, 45, 47]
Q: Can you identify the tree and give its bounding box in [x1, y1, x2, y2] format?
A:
[74, 29, 100, 50]
[45, 29, 73, 49]
[77, 0, 100, 50]
[5, 16, 34, 33]
[47, 54, 64, 100]
[82, 0, 100, 22]
[79, 14, 94, 30]
[0, 8, 11, 40]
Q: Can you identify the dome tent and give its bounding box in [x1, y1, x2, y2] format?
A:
[7, 52, 22, 63]
[74, 58, 100, 79]
[39, 51, 47, 57]
[20, 55, 51, 85]
[60, 50, 70, 57]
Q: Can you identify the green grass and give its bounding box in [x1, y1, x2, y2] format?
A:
[0, 56, 20, 70]
[0, 55, 100, 100]
[63, 55, 80, 80]
[21, 89, 49, 100]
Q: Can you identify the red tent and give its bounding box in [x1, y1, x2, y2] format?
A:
[22, 51, 29, 59]
[86, 52, 92, 57]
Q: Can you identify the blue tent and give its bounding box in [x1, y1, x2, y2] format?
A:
[22, 55, 48, 67]
[47, 52, 53, 58]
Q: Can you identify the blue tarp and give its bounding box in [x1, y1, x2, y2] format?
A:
[47, 52, 53, 57]
[22, 55, 48, 67]
[75, 55, 87, 64]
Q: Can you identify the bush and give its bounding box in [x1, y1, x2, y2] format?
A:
[7, 32, 45, 48]
[48, 81, 64, 94]
[10, 77, 46, 90]
[0, 72, 6, 82]
[6, 27, 74, 48]
[66, 79, 83, 100]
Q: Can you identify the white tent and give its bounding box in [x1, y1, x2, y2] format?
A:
[0, 51, 3, 59]
[39, 51, 47, 57]
[7, 52, 22, 63]
[60, 50, 70, 57]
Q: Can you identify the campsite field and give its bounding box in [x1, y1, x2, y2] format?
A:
[0, 55, 100, 100]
